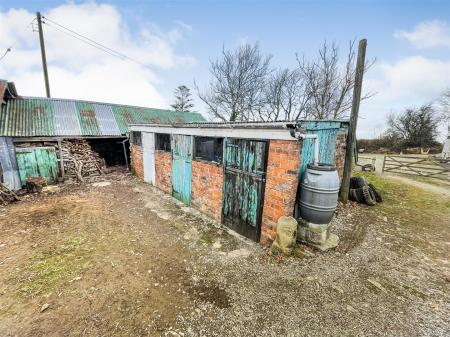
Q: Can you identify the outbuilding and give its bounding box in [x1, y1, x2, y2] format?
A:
[129, 120, 349, 243]
[0, 80, 205, 190]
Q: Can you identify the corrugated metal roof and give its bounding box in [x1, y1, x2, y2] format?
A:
[129, 119, 349, 130]
[0, 97, 205, 137]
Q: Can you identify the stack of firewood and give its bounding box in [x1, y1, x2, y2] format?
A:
[0, 182, 20, 205]
[61, 140, 106, 182]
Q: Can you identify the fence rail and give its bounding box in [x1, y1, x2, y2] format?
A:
[382, 155, 450, 181]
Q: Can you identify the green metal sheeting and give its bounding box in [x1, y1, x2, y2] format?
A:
[0, 97, 205, 137]
[15, 147, 58, 186]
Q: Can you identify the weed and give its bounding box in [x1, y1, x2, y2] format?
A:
[18, 237, 93, 298]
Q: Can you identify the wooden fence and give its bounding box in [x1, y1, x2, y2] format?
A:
[382, 155, 450, 181]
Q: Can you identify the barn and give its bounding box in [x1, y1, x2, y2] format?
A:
[0, 80, 205, 190]
[129, 120, 349, 243]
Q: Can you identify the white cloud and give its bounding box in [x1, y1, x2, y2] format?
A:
[394, 20, 450, 49]
[0, 2, 195, 107]
[359, 56, 450, 139]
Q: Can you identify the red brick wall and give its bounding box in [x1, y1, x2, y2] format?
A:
[334, 131, 347, 181]
[191, 160, 223, 222]
[260, 140, 302, 244]
[130, 145, 144, 179]
[155, 151, 172, 193]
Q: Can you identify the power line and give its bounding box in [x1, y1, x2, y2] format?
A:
[43, 21, 129, 60]
[0, 18, 37, 62]
[41, 15, 147, 67]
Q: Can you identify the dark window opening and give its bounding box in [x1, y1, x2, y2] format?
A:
[156, 133, 171, 152]
[130, 131, 142, 146]
[195, 137, 223, 163]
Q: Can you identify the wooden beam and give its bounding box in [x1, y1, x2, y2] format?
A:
[57, 139, 65, 178]
[339, 39, 367, 203]
[130, 125, 297, 141]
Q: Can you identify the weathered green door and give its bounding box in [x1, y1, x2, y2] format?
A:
[15, 147, 58, 187]
[171, 135, 193, 205]
[222, 139, 268, 241]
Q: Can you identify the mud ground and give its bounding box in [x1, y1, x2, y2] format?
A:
[0, 172, 448, 337]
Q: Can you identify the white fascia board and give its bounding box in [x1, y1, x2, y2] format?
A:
[129, 125, 296, 141]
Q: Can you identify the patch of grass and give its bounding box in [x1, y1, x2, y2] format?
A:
[353, 172, 450, 214]
[199, 232, 215, 245]
[292, 247, 305, 259]
[18, 237, 93, 298]
[351, 171, 450, 255]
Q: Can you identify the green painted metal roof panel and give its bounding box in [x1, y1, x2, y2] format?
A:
[111, 105, 205, 135]
[0, 98, 55, 137]
[0, 97, 206, 137]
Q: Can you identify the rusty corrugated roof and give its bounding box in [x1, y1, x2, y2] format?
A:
[0, 97, 205, 137]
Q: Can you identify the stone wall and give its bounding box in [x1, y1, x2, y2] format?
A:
[261, 140, 302, 244]
[130, 145, 144, 179]
[191, 160, 223, 222]
[155, 151, 172, 193]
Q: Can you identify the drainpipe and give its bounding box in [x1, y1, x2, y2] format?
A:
[290, 125, 320, 165]
[119, 138, 129, 171]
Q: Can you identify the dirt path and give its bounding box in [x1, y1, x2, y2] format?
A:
[0, 173, 449, 337]
[385, 174, 450, 197]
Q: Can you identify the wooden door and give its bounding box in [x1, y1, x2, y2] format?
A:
[15, 147, 58, 187]
[222, 139, 268, 241]
[171, 135, 193, 205]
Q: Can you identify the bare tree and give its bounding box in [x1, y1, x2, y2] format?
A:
[260, 68, 311, 121]
[171, 85, 194, 112]
[296, 40, 374, 120]
[196, 43, 271, 121]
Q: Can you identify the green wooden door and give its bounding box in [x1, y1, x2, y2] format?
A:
[222, 138, 268, 242]
[16, 147, 58, 187]
[171, 135, 193, 205]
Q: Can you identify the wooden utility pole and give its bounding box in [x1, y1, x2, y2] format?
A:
[339, 38, 367, 203]
[36, 12, 51, 98]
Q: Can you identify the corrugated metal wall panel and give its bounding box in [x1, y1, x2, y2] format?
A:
[92, 103, 121, 136]
[0, 137, 21, 190]
[53, 100, 82, 136]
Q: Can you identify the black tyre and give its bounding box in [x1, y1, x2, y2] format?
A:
[368, 183, 383, 203]
[350, 176, 367, 189]
[362, 185, 377, 206]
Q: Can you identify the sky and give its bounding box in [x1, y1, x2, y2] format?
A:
[0, 0, 449, 139]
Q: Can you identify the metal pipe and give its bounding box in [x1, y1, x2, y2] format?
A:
[290, 125, 320, 165]
[119, 139, 129, 171]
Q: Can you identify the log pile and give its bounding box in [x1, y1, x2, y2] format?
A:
[61, 140, 106, 182]
[0, 182, 20, 205]
[25, 177, 47, 193]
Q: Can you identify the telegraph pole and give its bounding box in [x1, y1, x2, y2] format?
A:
[36, 12, 51, 98]
[339, 39, 367, 203]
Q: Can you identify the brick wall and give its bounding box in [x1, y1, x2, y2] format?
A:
[260, 140, 302, 244]
[155, 151, 172, 193]
[130, 145, 144, 179]
[334, 131, 347, 181]
[191, 160, 223, 222]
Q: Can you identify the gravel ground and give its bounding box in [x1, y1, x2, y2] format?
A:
[0, 173, 448, 337]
